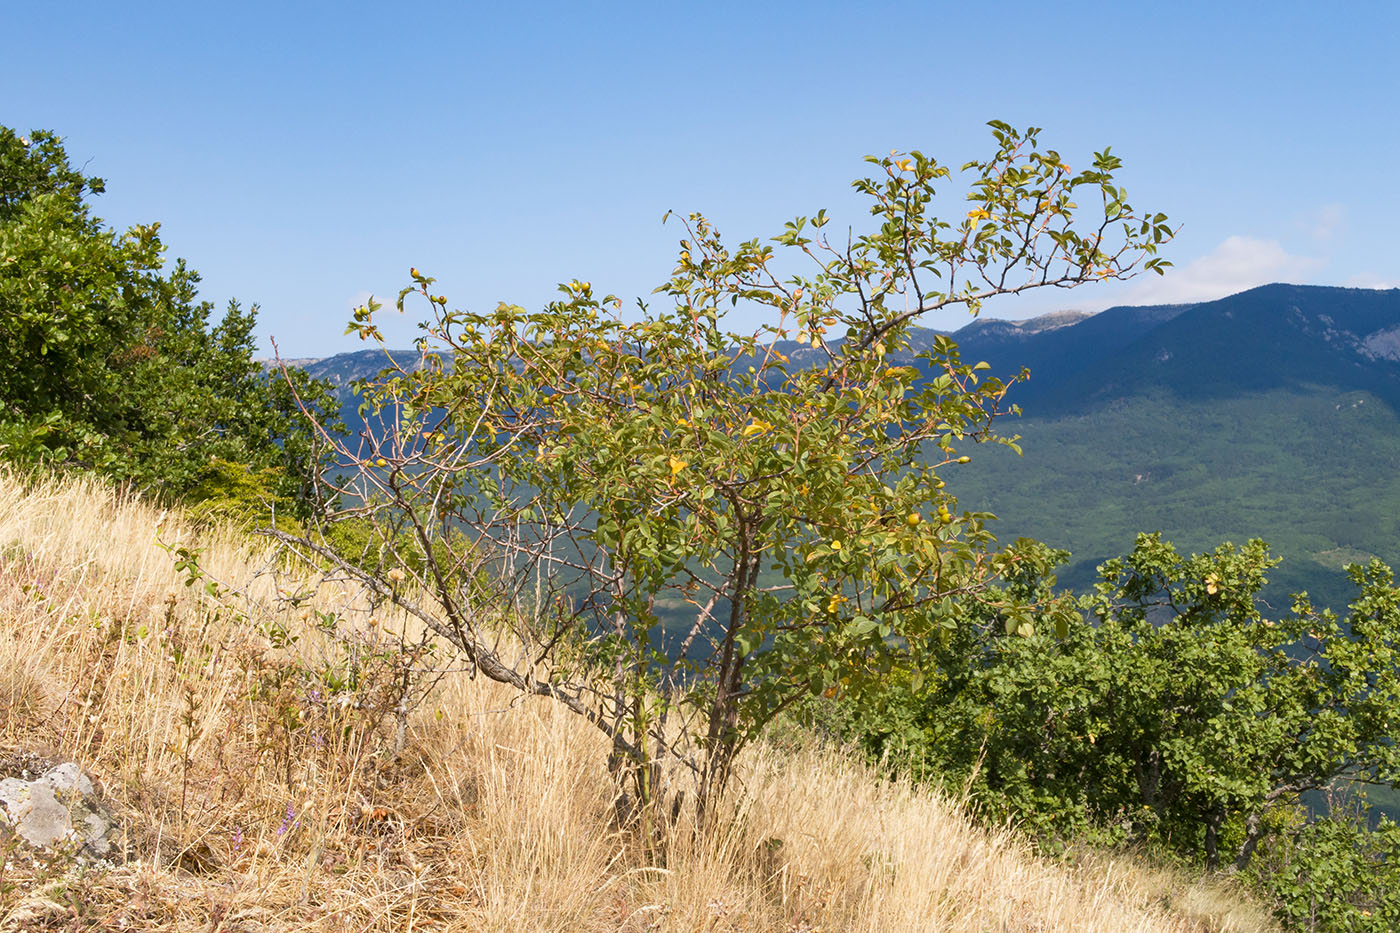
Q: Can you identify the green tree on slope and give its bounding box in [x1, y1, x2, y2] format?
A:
[0, 126, 337, 514]
[296, 123, 1173, 820]
[842, 535, 1400, 882]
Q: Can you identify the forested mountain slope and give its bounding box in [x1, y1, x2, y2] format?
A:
[949, 284, 1400, 605]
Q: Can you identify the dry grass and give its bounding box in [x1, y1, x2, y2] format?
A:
[0, 469, 1280, 932]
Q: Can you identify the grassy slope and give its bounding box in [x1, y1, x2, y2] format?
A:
[0, 470, 1276, 931]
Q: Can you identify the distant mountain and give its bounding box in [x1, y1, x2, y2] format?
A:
[942, 301, 1190, 404]
[277, 285, 1400, 409]
[952, 283, 1400, 415]
[263, 348, 427, 393]
[943, 283, 1400, 608]
[262, 348, 426, 437]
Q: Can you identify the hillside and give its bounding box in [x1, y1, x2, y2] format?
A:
[962, 284, 1400, 415]
[944, 284, 1400, 605]
[0, 471, 1274, 931]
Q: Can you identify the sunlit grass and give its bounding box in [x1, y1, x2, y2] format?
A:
[0, 468, 1277, 931]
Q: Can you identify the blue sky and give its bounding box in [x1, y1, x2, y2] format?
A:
[9, 1, 1399, 357]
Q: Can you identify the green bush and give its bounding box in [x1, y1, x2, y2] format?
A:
[183, 458, 302, 533]
[1250, 810, 1400, 931]
[829, 535, 1400, 877]
[306, 123, 1173, 821]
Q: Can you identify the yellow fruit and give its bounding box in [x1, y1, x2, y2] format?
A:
[906, 512, 921, 527]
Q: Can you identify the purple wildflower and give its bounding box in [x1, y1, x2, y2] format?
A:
[277, 803, 297, 837]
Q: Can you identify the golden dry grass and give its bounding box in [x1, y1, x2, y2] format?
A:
[0, 469, 1279, 932]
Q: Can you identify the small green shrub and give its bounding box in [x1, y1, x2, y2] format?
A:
[1250, 810, 1400, 932]
[183, 458, 301, 533]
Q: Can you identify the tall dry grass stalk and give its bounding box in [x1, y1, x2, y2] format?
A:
[0, 469, 1277, 931]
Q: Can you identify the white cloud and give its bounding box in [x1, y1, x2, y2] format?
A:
[1122, 236, 1324, 306]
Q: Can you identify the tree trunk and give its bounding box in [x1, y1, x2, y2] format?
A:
[1204, 805, 1225, 870]
[1232, 810, 1264, 872]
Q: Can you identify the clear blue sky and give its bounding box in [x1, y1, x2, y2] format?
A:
[9, 1, 1399, 357]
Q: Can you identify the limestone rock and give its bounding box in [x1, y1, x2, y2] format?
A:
[0, 759, 114, 859]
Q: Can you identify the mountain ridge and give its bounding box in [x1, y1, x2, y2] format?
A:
[278, 284, 1400, 412]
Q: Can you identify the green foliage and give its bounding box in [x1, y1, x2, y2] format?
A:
[1250, 809, 1400, 932]
[313, 123, 1172, 819]
[836, 533, 1400, 883]
[183, 458, 301, 533]
[0, 126, 340, 514]
[319, 513, 480, 588]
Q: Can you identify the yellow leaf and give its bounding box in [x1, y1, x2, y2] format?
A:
[668, 456, 689, 475]
[741, 419, 774, 438]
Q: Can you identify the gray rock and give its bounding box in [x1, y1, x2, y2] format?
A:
[38, 761, 94, 798]
[0, 760, 113, 858]
[7, 781, 69, 848]
[0, 776, 28, 808]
